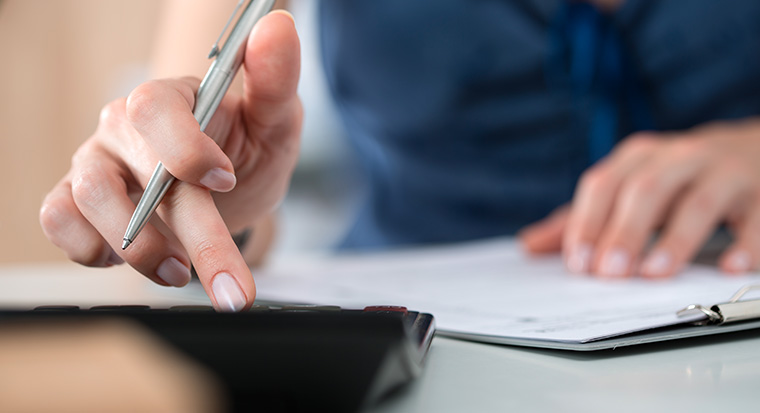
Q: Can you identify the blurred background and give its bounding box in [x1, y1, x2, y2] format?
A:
[0, 0, 359, 264]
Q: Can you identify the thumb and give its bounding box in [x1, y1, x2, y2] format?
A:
[241, 10, 301, 131]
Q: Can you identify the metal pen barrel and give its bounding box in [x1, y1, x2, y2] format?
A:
[122, 0, 275, 250]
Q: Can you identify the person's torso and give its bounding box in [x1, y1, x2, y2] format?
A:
[319, 0, 760, 249]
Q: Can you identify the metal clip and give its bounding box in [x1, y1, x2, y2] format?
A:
[208, 0, 248, 59]
[677, 283, 760, 325]
[676, 304, 721, 325]
[727, 284, 760, 303]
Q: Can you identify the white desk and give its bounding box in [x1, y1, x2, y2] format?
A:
[370, 334, 760, 413]
[3, 262, 759, 413]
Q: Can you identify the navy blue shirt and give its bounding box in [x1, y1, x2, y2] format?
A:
[319, 0, 760, 249]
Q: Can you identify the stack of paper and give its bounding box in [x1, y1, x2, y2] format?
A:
[256, 238, 760, 350]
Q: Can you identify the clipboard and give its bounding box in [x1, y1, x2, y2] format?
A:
[439, 284, 760, 351]
[254, 238, 760, 352]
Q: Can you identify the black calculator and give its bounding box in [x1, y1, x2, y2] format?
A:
[1, 305, 435, 413]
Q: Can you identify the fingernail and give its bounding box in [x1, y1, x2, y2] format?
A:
[156, 257, 191, 287]
[271, 9, 295, 23]
[599, 248, 629, 278]
[566, 243, 592, 274]
[642, 250, 671, 278]
[726, 250, 751, 273]
[200, 168, 236, 192]
[106, 248, 124, 266]
[212, 272, 247, 312]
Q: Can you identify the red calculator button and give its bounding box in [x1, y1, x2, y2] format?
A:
[363, 306, 408, 315]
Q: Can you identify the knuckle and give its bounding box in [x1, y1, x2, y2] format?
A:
[619, 132, 658, 154]
[625, 173, 661, 198]
[39, 196, 70, 242]
[98, 98, 127, 128]
[39, 188, 109, 267]
[668, 138, 705, 161]
[579, 166, 613, 195]
[70, 164, 107, 211]
[125, 81, 162, 127]
[70, 140, 98, 169]
[193, 240, 222, 270]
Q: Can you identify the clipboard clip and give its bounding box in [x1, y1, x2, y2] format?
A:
[677, 284, 760, 325]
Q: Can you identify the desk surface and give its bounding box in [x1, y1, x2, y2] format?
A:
[370, 333, 760, 413]
[2, 262, 759, 413]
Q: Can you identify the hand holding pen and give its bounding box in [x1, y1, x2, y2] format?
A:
[39, 5, 302, 312]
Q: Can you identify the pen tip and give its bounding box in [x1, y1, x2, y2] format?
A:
[122, 239, 131, 250]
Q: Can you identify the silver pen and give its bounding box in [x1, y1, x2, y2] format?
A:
[122, 0, 275, 250]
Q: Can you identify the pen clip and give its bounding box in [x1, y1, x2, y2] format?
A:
[208, 0, 249, 59]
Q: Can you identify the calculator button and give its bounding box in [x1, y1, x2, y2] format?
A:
[281, 305, 341, 312]
[88, 306, 121, 311]
[33, 305, 80, 311]
[118, 305, 151, 311]
[169, 305, 215, 312]
[363, 306, 408, 315]
[89, 305, 150, 311]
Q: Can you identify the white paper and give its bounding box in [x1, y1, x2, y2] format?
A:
[255, 238, 760, 344]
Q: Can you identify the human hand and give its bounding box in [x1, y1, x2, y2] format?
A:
[520, 118, 760, 279]
[39, 11, 302, 310]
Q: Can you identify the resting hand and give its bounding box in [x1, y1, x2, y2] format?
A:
[39, 11, 302, 310]
[520, 118, 760, 279]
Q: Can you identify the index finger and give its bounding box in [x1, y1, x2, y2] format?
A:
[158, 183, 254, 311]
